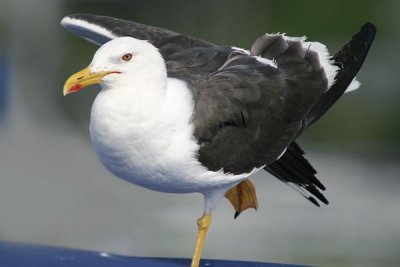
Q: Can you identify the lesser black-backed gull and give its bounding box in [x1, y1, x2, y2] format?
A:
[61, 14, 376, 267]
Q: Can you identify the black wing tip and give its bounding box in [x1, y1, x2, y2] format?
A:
[308, 196, 320, 207]
[308, 195, 329, 207]
[319, 183, 327, 191]
[307, 189, 329, 206]
[265, 142, 329, 207]
[304, 21, 376, 127]
[347, 22, 377, 55]
[358, 22, 377, 47]
[362, 22, 377, 33]
[318, 195, 329, 205]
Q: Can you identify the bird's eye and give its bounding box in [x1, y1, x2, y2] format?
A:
[122, 53, 133, 62]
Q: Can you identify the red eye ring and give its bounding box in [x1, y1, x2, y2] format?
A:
[122, 53, 132, 61]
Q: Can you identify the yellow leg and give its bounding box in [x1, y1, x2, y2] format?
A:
[190, 213, 212, 267]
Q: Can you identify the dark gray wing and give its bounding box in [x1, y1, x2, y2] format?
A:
[264, 23, 376, 206]
[61, 14, 214, 55]
[193, 36, 327, 175]
[61, 14, 229, 77]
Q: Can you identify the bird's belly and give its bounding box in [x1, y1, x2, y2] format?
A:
[89, 115, 246, 194]
[88, 82, 256, 194]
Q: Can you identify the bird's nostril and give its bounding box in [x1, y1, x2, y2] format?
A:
[77, 76, 84, 80]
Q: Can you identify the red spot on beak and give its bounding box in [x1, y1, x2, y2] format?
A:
[69, 84, 82, 93]
[109, 71, 122, 75]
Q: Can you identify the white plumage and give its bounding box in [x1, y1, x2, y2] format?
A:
[89, 37, 255, 213]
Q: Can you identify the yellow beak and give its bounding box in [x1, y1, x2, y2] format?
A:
[63, 67, 115, 96]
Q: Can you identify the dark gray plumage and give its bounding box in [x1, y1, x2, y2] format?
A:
[61, 14, 376, 206]
[193, 42, 327, 174]
[265, 23, 376, 206]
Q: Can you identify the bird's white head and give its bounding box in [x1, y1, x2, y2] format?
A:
[63, 37, 166, 95]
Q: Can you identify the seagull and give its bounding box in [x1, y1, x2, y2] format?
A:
[61, 14, 376, 267]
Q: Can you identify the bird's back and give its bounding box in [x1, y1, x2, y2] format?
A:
[190, 36, 331, 175]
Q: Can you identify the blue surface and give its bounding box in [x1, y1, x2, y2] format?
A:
[0, 240, 311, 267]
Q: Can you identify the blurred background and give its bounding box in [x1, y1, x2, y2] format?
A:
[0, 0, 399, 266]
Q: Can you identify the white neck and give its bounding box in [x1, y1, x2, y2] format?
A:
[97, 62, 168, 121]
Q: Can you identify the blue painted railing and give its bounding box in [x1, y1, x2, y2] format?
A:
[0, 240, 312, 267]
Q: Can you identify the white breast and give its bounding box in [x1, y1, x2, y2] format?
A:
[89, 78, 252, 195]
